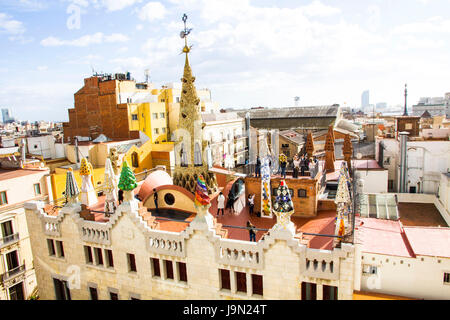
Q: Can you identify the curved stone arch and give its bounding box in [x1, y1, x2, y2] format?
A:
[172, 128, 191, 167]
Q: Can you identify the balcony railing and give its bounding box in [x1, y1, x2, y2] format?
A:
[0, 264, 26, 283]
[0, 233, 20, 248]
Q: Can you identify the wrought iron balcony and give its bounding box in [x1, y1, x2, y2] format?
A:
[0, 233, 20, 248]
[0, 264, 26, 283]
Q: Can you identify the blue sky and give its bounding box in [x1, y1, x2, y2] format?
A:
[1, 0, 449, 121]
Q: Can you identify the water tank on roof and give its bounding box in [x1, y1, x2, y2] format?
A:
[126, 72, 131, 80]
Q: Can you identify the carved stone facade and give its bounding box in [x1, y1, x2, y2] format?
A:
[24, 199, 356, 300]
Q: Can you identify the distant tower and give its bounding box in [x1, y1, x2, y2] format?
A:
[145, 69, 150, 83]
[403, 83, 408, 116]
[294, 96, 300, 107]
[361, 90, 370, 110]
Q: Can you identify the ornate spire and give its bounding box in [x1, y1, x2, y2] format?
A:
[172, 14, 218, 195]
[79, 158, 98, 207]
[343, 134, 353, 170]
[272, 180, 295, 234]
[65, 167, 80, 205]
[324, 125, 335, 172]
[104, 158, 118, 214]
[305, 131, 315, 159]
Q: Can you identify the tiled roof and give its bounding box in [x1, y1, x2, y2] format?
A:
[201, 112, 243, 122]
[356, 218, 414, 258]
[238, 105, 339, 119]
[403, 227, 450, 258]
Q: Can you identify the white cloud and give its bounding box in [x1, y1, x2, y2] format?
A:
[393, 16, 450, 34]
[40, 32, 129, 47]
[0, 13, 26, 35]
[137, 2, 167, 21]
[37, 65, 48, 71]
[301, 0, 342, 17]
[99, 0, 142, 11]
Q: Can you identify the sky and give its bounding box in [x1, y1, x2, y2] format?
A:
[0, 0, 450, 122]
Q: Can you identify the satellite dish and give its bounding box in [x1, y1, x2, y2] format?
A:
[356, 153, 362, 160]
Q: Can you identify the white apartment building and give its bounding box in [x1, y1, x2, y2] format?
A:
[0, 166, 50, 300]
[377, 138, 450, 194]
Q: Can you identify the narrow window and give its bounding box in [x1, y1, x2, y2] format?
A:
[220, 269, 231, 290]
[298, 189, 307, 198]
[6, 250, 19, 271]
[34, 183, 41, 195]
[47, 239, 56, 256]
[1, 220, 14, 237]
[301, 282, 317, 300]
[89, 287, 98, 300]
[151, 258, 160, 277]
[110, 292, 118, 300]
[164, 260, 173, 279]
[53, 279, 71, 300]
[95, 248, 103, 265]
[0, 191, 8, 205]
[235, 272, 247, 293]
[84, 246, 93, 264]
[323, 285, 338, 300]
[252, 274, 263, 296]
[178, 262, 187, 282]
[160, 112, 165, 119]
[128, 253, 137, 272]
[444, 273, 450, 284]
[56, 240, 64, 258]
[105, 249, 114, 268]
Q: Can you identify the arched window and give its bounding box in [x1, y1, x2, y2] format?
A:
[180, 143, 188, 167]
[194, 142, 202, 166]
[131, 152, 139, 168]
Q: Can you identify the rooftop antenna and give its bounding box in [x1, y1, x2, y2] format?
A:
[145, 69, 150, 83]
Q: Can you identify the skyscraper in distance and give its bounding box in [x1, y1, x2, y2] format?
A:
[361, 90, 370, 110]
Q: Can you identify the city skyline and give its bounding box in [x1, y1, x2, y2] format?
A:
[1, 0, 450, 121]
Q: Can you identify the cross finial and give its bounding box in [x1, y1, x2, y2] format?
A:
[180, 13, 192, 54]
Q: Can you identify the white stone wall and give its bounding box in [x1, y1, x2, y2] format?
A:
[24, 200, 356, 300]
[355, 170, 388, 194]
[358, 251, 450, 300]
[377, 139, 450, 194]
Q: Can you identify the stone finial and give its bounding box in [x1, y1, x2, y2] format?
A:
[343, 134, 353, 170]
[80, 158, 98, 207]
[65, 167, 80, 205]
[191, 175, 214, 229]
[305, 131, 315, 159]
[80, 158, 92, 176]
[109, 147, 120, 176]
[271, 180, 295, 235]
[104, 158, 118, 214]
[324, 125, 335, 172]
[118, 160, 137, 202]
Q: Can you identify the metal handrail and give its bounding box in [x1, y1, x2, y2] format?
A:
[0, 233, 20, 247]
[1, 264, 26, 282]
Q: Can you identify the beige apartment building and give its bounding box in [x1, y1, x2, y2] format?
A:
[24, 198, 356, 300]
[0, 166, 50, 300]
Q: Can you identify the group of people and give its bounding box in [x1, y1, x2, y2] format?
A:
[216, 191, 236, 216]
[292, 154, 318, 178]
[254, 153, 319, 179]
